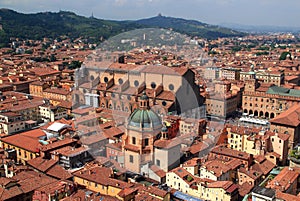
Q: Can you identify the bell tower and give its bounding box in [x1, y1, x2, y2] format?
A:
[139, 91, 150, 110]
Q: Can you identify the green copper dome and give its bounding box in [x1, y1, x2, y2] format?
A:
[128, 109, 162, 130]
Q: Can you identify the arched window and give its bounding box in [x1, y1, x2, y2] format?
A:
[151, 82, 156, 89]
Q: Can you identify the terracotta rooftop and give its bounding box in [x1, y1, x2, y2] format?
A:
[150, 165, 166, 178]
[135, 193, 162, 201]
[207, 181, 238, 193]
[45, 164, 72, 180]
[50, 146, 88, 157]
[266, 167, 300, 192]
[61, 189, 119, 201]
[117, 187, 137, 198]
[276, 191, 300, 201]
[183, 157, 200, 167]
[35, 180, 74, 195]
[73, 166, 132, 189]
[238, 182, 254, 197]
[201, 160, 231, 177]
[169, 167, 199, 186]
[1, 129, 45, 153]
[269, 104, 300, 127]
[40, 138, 77, 152]
[13, 170, 57, 194]
[27, 157, 57, 172]
[210, 144, 251, 160]
[239, 167, 263, 180]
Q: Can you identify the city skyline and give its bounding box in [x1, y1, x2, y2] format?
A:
[1, 0, 300, 27]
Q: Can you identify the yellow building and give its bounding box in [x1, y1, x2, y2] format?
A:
[166, 167, 239, 201]
[0, 112, 26, 135]
[73, 166, 134, 200]
[227, 126, 247, 152]
[227, 125, 289, 165]
[166, 167, 199, 195]
[0, 129, 44, 164]
[198, 181, 239, 201]
[199, 160, 231, 181]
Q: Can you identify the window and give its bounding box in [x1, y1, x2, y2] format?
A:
[129, 155, 134, 163]
[134, 80, 139, 87]
[151, 82, 156, 89]
[132, 137, 136, 145]
[118, 78, 123, 85]
[144, 138, 149, 146]
[156, 159, 160, 166]
[169, 84, 174, 91]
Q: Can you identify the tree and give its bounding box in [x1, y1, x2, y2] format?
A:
[50, 54, 57, 62]
[68, 60, 82, 69]
[279, 52, 291, 60]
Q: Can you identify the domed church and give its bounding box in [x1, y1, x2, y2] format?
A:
[122, 92, 181, 178]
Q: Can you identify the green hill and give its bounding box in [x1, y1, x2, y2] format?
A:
[135, 15, 245, 39]
[0, 9, 245, 47]
[0, 9, 143, 46]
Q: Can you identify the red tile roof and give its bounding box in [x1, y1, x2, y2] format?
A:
[1, 129, 44, 153]
[27, 157, 57, 172]
[252, 159, 275, 175]
[276, 191, 300, 201]
[150, 165, 166, 178]
[266, 167, 300, 192]
[73, 166, 132, 189]
[201, 160, 231, 177]
[46, 164, 72, 180]
[270, 104, 300, 127]
[13, 170, 57, 194]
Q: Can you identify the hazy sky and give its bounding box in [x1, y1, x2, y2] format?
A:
[0, 0, 299, 27]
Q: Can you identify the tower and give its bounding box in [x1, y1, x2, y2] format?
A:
[244, 64, 258, 93]
[122, 91, 162, 173]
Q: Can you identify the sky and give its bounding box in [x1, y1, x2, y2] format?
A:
[0, 0, 299, 27]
